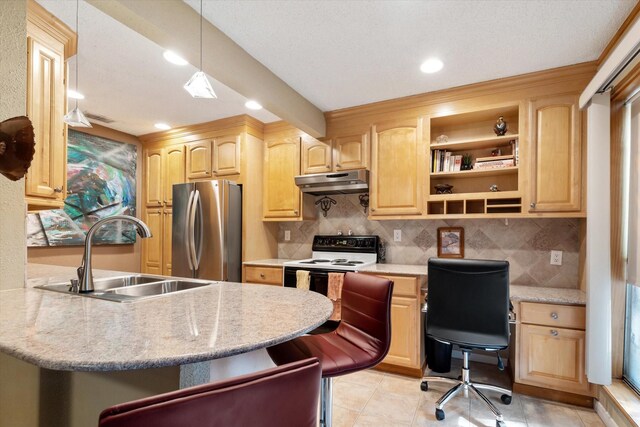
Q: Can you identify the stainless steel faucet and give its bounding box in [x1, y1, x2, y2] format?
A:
[77, 215, 152, 293]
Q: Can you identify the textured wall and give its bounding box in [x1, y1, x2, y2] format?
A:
[0, 0, 27, 290]
[278, 194, 582, 288]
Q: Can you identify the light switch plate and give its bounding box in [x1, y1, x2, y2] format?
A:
[550, 250, 563, 265]
[394, 229, 402, 242]
[284, 230, 291, 241]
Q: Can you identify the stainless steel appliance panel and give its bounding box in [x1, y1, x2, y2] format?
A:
[194, 181, 224, 280]
[172, 183, 196, 278]
[226, 183, 242, 282]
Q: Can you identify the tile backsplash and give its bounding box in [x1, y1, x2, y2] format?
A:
[278, 194, 582, 289]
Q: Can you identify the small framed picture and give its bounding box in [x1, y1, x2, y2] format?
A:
[437, 227, 464, 258]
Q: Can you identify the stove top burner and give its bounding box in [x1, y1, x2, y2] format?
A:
[332, 262, 356, 266]
[331, 259, 348, 263]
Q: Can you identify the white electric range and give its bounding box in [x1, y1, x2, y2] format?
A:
[282, 235, 379, 292]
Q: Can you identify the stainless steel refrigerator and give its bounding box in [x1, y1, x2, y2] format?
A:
[172, 180, 242, 281]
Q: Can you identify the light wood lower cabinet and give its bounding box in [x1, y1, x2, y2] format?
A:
[515, 302, 591, 396]
[243, 266, 283, 286]
[361, 273, 424, 375]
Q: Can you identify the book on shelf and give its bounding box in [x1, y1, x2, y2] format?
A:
[444, 151, 451, 172]
[474, 158, 515, 169]
[510, 138, 519, 165]
[475, 154, 514, 163]
[453, 155, 462, 171]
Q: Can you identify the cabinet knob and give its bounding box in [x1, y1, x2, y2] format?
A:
[212, 170, 218, 174]
[54, 187, 63, 193]
[550, 312, 558, 320]
[371, 208, 375, 212]
[326, 165, 331, 169]
[530, 202, 536, 208]
[158, 201, 163, 205]
[550, 329, 559, 336]
[293, 210, 299, 215]
[336, 163, 342, 168]
[260, 273, 265, 279]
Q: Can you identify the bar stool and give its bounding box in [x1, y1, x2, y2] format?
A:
[267, 272, 394, 427]
[99, 358, 321, 427]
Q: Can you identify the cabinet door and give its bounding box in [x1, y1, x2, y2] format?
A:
[164, 145, 185, 206]
[333, 133, 369, 171]
[213, 134, 241, 176]
[518, 324, 590, 395]
[302, 137, 332, 174]
[142, 208, 163, 275]
[25, 32, 66, 205]
[263, 137, 301, 219]
[529, 95, 581, 212]
[186, 140, 212, 180]
[383, 296, 419, 368]
[144, 148, 164, 207]
[163, 209, 172, 276]
[370, 118, 425, 216]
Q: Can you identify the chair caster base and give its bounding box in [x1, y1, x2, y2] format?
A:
[500, 394, 512, 405]
[496, 421, 506, 427]
[435, 408, 445, 421]
[420, 381, 428, 391]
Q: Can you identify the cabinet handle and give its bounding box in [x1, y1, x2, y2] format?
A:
[260, 273, 265, 279]
[530, 202, 536, 208]
[550, 329, 558, 336]
[550, 312, 558, 320]
[54, 186, 63, 193]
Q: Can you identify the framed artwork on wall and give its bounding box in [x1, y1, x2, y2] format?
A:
[437, 227, 464, 258]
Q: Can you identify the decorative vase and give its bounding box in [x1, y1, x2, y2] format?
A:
[494, 116, 507, 136]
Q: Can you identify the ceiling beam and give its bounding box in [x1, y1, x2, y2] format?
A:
[86, 0, 325, 137]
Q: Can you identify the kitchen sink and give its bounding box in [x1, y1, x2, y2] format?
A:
[35, 275, 216, 302]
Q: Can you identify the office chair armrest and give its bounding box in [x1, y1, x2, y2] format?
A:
[421, 302, 428, 313]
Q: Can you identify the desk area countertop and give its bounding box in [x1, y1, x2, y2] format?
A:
[1, 264, 332, 372]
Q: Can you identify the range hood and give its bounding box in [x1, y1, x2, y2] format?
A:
[295, 170, 369, 195]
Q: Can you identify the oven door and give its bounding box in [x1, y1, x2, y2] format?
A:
[283, 266, 331, 295]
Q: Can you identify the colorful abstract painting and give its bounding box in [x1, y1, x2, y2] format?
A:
[27, 130, 137, 247]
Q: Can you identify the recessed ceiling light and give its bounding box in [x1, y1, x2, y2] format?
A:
[154, 123, 171, 130]
[163, 50, 188, 66]
[245, 100, 262, 110]
[420, 58, 444, 74]
[67, 89, 85, 100]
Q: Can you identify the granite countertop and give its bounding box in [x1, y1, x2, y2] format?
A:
[356, 263, 428, 276]
[242, 259, 290, 268]
[510, 285, 586, 305]
[2, 265, 332, 372]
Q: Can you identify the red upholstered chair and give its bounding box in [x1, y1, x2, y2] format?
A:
[267, 272, 394, 427]
[99, 358, 321, 427]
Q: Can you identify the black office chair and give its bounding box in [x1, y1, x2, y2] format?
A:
[421, 258, 512, 427]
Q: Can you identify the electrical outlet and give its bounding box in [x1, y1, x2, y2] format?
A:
[284, 230, 291, 241]
[550, 250, 563, 266]
[394, 229, 402, 242]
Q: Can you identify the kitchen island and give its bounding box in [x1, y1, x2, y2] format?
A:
[0, 265, 332, 427]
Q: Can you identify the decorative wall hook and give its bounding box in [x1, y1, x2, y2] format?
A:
[315, 196, 337, 217]
[359, 193, 369, 214]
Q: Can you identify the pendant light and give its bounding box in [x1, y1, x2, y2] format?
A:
[64, 0, 92, 127]
[184, 0, 217, 99]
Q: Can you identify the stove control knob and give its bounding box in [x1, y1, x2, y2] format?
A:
[348, 230, 353, 236]
[337, 230, 343, 236]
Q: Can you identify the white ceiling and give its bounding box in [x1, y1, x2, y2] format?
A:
[188, 0, 637, 111]
[38, 0, 636, 136]
[36, 0, 281, 136]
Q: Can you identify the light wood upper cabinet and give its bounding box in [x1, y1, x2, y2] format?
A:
[144, 148, 164, 207]
[529, 94, 582, 212]
[263, 137, 301, 219]
[302, 137, 332, 174]
[186, 140, 213, 180]
[334, 132, 369, 171]
[25, 20, 68, 208]
[370, 118, 426, 216]
[213, 134, 241, 176]
[163, 145, 185, 206]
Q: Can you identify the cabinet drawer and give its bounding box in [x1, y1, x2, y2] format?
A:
[245, 266, 283, 285]
[363, 274, 418, 297]
[520, 302, 585, 330]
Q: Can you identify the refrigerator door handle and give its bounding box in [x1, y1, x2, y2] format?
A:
[189, 189, 200, 272]
[185, 190, 195, 271]
[194, 189, 204, 271]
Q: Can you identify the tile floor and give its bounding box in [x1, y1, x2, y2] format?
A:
[331, 360, 604, 427]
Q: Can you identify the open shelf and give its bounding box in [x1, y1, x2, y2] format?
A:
[430, 134, 518, 152]
[431, 166, 518, 179]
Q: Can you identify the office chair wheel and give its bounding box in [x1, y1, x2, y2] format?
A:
[500, 394, 512, 405]
[496, 421, 507, 427]
[435, 408, 445, 421]
[420, 381, 428, 391]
